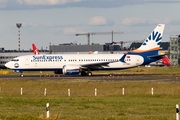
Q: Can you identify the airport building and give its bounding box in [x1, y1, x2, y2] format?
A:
[49, 42, 169, 53]
[49, 43, 128, 52]
[170, 35, 180, 66]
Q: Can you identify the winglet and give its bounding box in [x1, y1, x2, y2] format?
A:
[89, 51, 91, 54]
[32, 44, 39, 55]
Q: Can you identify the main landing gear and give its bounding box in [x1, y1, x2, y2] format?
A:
[87, 71, 92, 76]
[81, 71, 92, 76]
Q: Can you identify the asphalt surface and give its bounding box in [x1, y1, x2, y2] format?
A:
[0, 74, 179, 82]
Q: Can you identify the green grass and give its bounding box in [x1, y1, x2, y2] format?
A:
[0, 79, 180, 119]
[0, 96, 178, 119]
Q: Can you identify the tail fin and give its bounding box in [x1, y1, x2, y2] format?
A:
[135, 24, 165, 52]
[32, 44, 39, 55]
[162, 56, 170, 66]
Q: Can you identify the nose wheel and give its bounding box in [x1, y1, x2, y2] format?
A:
[20, 74, 23, 77]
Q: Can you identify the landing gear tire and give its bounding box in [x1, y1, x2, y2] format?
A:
[81, 71, 86, 76]
[87, 72, 92, 76]
[20, 74, 24, 77]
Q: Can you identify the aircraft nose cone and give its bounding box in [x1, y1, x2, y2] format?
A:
[5, 62, 11, 68]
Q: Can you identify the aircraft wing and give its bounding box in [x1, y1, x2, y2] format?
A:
[80, 61, 117, 68]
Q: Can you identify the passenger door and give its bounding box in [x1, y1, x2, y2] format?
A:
[25, 57, 30, 66]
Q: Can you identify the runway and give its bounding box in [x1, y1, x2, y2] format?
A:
[0, 74, 179, 82]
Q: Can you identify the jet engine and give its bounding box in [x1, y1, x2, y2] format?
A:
[62, 65, 80, 75]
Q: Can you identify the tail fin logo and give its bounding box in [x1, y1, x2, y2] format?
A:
[34, 49, 39, 55]
[142, 31, 162, 46]
[136, 24, 165, 51]
[32, 44, 40, 55]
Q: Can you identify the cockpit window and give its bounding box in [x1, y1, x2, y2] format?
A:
[12, 59, 19, 61]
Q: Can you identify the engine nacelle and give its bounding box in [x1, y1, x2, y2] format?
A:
[63, 65, 80, 75]
[54, 70, 63, 74]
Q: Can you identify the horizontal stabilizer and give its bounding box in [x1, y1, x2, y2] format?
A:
[147, 53, 169, 58]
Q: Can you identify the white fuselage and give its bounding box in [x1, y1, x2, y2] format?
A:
[5, 54, 144, 71]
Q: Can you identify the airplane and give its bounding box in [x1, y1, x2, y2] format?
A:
[159, 51, 170, 66]
[148, 55, 170, 67]
[148, 51, 170, 66]
[34, 44, 170, 66]
[162, 56, 170, 66]
[5, 24, 166, 77]
[32, 44, 39, 55]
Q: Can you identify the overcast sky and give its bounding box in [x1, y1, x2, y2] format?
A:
[0, 0, 180, 50]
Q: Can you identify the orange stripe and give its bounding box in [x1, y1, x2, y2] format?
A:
[129, 47, 159, 53]
[125, 51, 128, 54]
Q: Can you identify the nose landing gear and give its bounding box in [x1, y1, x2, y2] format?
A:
[20, 74, 24, 77]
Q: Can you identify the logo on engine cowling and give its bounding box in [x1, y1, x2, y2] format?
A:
[14, 63, 19, 68]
